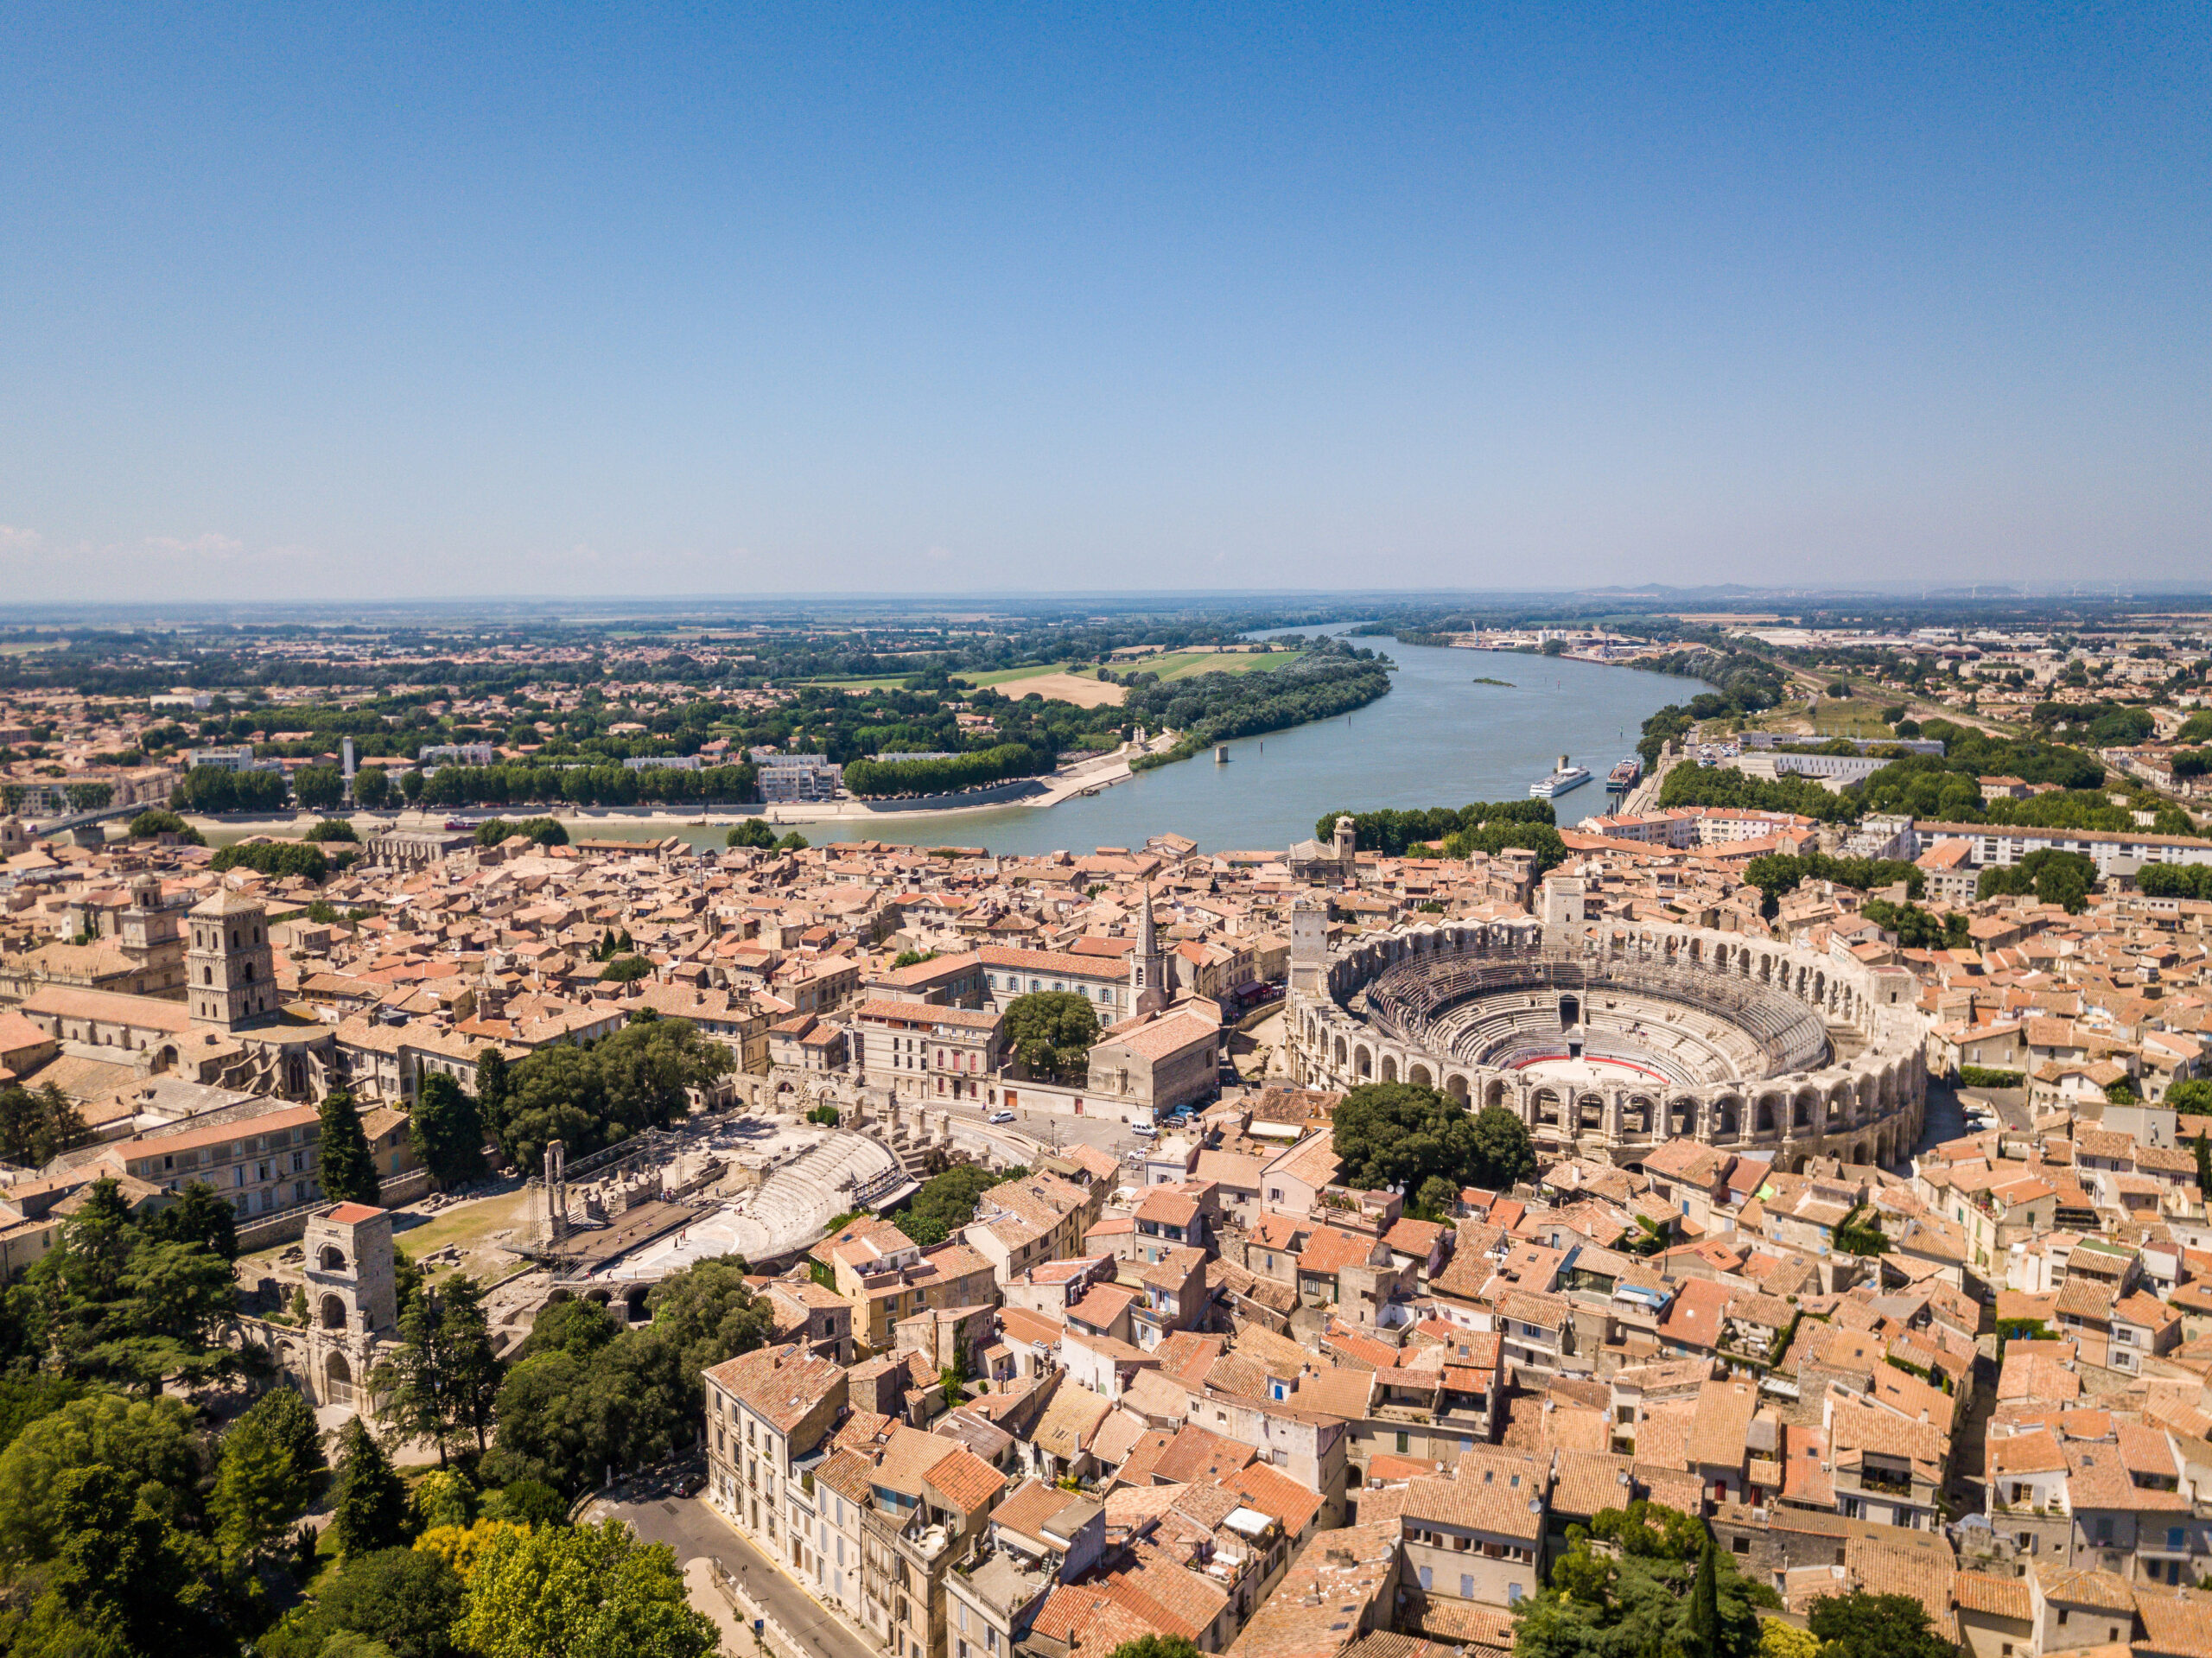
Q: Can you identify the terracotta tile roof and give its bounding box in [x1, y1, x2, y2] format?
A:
[922, 1445, 1007, 1515]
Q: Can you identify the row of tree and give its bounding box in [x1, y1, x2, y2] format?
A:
[170, 765, 292, 814]
[842, 742, 1042, 797]
[1314, 798, 1555, 857]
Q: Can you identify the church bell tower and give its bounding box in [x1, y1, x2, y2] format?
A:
[1129, 886, 1168, 1016]
[188, 890, 278, 1030]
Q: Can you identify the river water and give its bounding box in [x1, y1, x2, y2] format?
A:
[655, 631, 1698, 856]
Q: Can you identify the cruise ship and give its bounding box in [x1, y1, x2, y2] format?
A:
[1529, 754, 1592, 798]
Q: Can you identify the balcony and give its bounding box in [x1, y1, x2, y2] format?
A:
[1850, 1466, 1916, 1499]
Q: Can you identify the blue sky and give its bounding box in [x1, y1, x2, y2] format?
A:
[1, 3, 2205, 601]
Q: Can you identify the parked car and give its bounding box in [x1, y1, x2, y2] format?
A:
[676, 1471, 705, 1497]
[1131, 1123, 1159, 1139]
[988, 1109, 1015, 1124]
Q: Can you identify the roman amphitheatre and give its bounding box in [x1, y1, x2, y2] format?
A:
[1285, 876, 1928, 1172]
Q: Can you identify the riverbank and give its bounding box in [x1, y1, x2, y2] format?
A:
[181, 635, 1700, 860]
[183, 731, 1180, 842]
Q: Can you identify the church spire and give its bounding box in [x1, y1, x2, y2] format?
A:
[1130, 884, 1166, 1014]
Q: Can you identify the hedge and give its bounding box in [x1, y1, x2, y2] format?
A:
[1960, 1066, 2025, 1089]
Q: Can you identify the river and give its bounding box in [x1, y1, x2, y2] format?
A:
[192, 632, 1699, 857]
[655, 630, 1695, 855]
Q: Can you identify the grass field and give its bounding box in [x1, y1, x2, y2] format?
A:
[391, 1187, 534, 1280]
[1138, 648, 1306, 682]
[956, 662, 1101, 688]
[797, 673, 916, 691]
[1810, 696, 1904, 739]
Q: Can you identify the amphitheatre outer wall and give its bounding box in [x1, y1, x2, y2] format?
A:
[1285, 899, 1928, 1173]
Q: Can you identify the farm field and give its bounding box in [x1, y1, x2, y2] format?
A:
[1137, 647, 1306, 682]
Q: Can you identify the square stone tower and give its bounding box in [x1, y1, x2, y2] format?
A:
[188, 889, 277, 1029]
[1289, 899, 1329, 998]
[302, 1203, 397, 1337]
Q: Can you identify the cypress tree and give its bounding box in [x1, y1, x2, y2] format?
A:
[317, 1089, 380, 1206]
[2194, 1129, 2209, 1197]
[330, 1417, 407, 1556]
[474, 1048, 511, 1142]
[1684, 1531, 1720, 1658]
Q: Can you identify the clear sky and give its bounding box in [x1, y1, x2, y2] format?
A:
[2, 4, 2206, 602]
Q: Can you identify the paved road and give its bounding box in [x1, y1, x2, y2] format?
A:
[588, 1484, 879, 1658]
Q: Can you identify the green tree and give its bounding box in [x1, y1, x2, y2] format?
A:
[307, 816, 362, 842]
[898, 1163, 1024, 1247]
[7, 1464, 226, 1658]
[410, 1071, 486, 1188]
[128, 808, 205, 844]
[1687, 1533, 1721, 1657]
[1469, 1104, 1538, 1190]
[1002, 991, 1100, 1084]
[493, 1017, 732, 1172]
[1805, 1591, 1956, 1658]
[0, 1389, 200, 1563]
[141, 1178, 239, 1258]
[378, 1274, 503, 1463]
[332, 1417, 409, 1557]
[210, 839, 332, 882]
[1976, 848, 2098, 912]
[1516, 1503, 1769, 1658]
[455, 1518, 719, 1658]
[1107, 1639, 1205, 1658]
[475, 1046, 512, 1143]
[1763, 1620, 1821, 1658]
[0, 1081, 92, 1166]
[26, 1183, 238, 1393]
[640, 1255, 774, 1414]
[295, 765, 347, 812]
[601, 954, 657, 983]
[210, 1387, 322, 1564]
[353, 765, 394, 810]
[319, 1089, 382, 1205]
[726, 818, 777, 848]
[1332, 1083, 1535, 1198]
[412, 1468, 475, 1531]
[319, 1544, 467, 1658]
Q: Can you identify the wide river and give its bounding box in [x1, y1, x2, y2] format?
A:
[645, 630, 1698, 856]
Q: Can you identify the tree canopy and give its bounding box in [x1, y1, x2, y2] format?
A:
[410, 1071, 487, 1188]
[454, 1518, 719, 1658]
[1332, 1083, 1535, 1198]
[1514, 1502, 1774, 1658]
[1976, 848, 2098, 912]
[486, 1017, 733, 1173]
[320, 1089, 383, 1205]
[897, 1164, 1027, 1247]
[1805, 1590, 1958, 1658]
[486, 1255, 771, 1495]
[20, 1178, 238, 1393]
[1003, 991, 1101, 1085]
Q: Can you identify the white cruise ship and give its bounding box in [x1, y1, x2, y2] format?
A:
[1529, 754, 1592, 798]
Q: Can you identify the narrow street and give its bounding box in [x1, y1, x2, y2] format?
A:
[586, 1485, 880, 1658]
